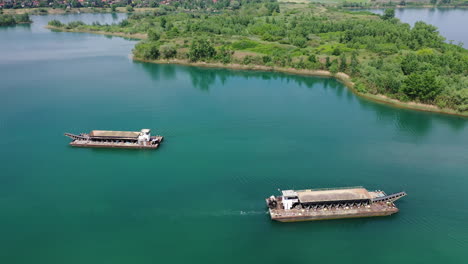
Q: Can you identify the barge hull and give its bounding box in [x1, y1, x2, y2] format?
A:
[70, 143, 160, 149]
[69, 136, 164, 149]
[272, 208, 398, 222]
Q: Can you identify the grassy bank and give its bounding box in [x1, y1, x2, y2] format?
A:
[45, 25, 147, 40]
[45, 0, 468, 117]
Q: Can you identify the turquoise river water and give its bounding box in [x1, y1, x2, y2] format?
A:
[0, 14, 467, 264]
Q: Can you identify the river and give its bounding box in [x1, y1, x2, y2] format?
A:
[363, 8, 468, 47]
[0, 13, 467, 264]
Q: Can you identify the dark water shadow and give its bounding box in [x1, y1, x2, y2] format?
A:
[135, 61, 177, 82]
[137, 62, 467, 135]
[357, 96, 467, 137]
[179, 65, 333, 91]
[0, 23, 31, 32]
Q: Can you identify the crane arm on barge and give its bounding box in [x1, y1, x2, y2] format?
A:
[371, 191, 407, 203]
[64, 133, 89, 141]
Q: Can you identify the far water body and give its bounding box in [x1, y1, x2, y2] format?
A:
[1, 14, 468, 264]
[363, 8, 468, 47]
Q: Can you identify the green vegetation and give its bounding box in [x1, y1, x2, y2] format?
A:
[0, 13, 32, 26]
[47, 1, 468, 114]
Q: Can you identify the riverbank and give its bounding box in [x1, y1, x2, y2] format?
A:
[45, 25, 468, 118]
[134, 57, 468, 118]
[43, 2, 468, 118]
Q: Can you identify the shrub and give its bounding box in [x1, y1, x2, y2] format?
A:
[148, 29, 160, 41]
[188, 38, 216, 62]
[67, 21, 85, 29]
[119, 19, 130, 27]
[332, 47, 341, 56]
[216, 46, 234, 64]
[160, 45, 177, 59]
[48, 19, 63, 27]
[134, 42, 160, 60]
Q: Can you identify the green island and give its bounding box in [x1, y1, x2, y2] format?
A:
[0, 13, 32, 26]
[45, 0, 468, 116]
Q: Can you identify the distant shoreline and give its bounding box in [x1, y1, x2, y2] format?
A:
[4, 5, 468, 16]
[46, 26, 468, 118]
[3, 7, 158, 15]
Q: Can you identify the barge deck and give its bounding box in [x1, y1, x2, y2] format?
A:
[65, 129, 163, 149]
[266, 187, 406, 222]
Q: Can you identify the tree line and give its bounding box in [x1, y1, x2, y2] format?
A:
[0, 13, 32, 26]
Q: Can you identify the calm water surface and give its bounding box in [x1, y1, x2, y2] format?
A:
[1, 14, 467, 264]
[366, 8, 468, 47]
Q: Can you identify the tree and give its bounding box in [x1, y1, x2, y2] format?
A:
[150, 1, 160, 8]
[160, 17, 167, 29]
[160, 45, 177, 59]
[188, 38, 216, 62]
[339, 54, 347, 72]
[325, 56, 331, 69]
[350, 52, 359, 75]
[148, 29, 160, 41]
[216, 46, 234, 64]
[111, 5, 117, 12]
[266, 2, 280, 15]
[291, 35, 307, 48]
[401, 71, 442, 102]
[134, 42, 160, 60]
[231, 1, 240, 10]
[48, 19, 63, 27]
[409, 22, 444, 50]
[329, 60, 339, 74]
[332, 47, 341, 56]
[119, 19, 130, 27]
[382, 9, 395, 20]
[126, 5, 134, 12]
[263, 55, 272, 64]
[308, 54, 317, 63]
[0, 14, 16, 26]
